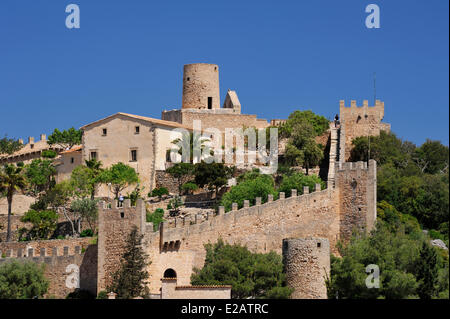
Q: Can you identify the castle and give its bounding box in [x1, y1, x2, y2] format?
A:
[0, 63, 390, 299]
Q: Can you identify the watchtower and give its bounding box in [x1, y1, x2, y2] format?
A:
[182, 63, 220, 110]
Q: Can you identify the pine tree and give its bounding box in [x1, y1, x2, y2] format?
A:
[416, 241, 438, 299]
[107, 226, 150, 299]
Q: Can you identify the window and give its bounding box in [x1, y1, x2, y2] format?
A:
[317, 242, 321, 248]
[186, 77, 190, 81]
[102, 128, 107, 136]
[208, 97, 212, 109]
[90, 152, 97, 160]
[131, 149, 137, 162]
[30, 144, 34, 149]
[135, 126, 140, 134]
[163, 268, 177, 278]
[71, 157, 74, 164]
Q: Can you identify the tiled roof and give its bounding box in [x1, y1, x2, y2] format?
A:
[60, 145, 82, 154]
[80, 112, 193, 130]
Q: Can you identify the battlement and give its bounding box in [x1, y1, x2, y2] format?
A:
[160, 184, 332, 248]
[0, 237, 92, 262]
[339, 99, 385, 122]
[0, 245, 82, 261]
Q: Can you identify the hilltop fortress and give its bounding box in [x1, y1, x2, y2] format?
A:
[0, 63, 390, 299]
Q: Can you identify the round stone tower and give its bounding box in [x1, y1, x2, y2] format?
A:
[282, 238, 330, 299]
[182, 63, 220, 110]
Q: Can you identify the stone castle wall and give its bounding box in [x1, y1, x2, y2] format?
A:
[96, 199, 146, 292]
[0, 238, 97, 298]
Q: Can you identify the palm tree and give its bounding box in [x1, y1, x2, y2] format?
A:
[0, 163, 27, 242]
[84, 158, 103, 200]
[171, 132, 211, 163]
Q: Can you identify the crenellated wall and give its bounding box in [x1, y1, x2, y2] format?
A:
[0, 238, 97, 298]
[339, 99, 390, 161]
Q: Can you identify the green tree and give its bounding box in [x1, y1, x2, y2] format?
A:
[166, 163, 194, 193]
[191, 239, 292, 299]
[415, 139, 449, 174]
[25, 159, 56, 196]
[220, 174, 277, 212]
[0, 136, 23, 155]
[70, 159, 104, 199]
[280, 110, 329, 138]
[20, 209, 58, 240]
[0, 260, 49, 299]
[416, 241, 439, 299]
[327, 220, 421, 299]
[149, 187, 169, 200]
[278, 172, 326, 197]
[99, 162, 139, 199]
[193, 162, 234, 197]
[84, 158, 104, 199]
[0, 163, 27, 241]
[47, 127, 82, 150]
[42, 181, 78, 236]
[107, 226, 150, 299]
[181, 182, 198, 195]
[70, 198, 99, 233]
[171, 132, 210, 163]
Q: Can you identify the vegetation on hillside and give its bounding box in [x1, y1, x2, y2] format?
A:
[191, 239, 293, 299]
[0, 260, 49, 299]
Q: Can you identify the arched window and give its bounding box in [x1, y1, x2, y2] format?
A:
[163, 268, 177, 278]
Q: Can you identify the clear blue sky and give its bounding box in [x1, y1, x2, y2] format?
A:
[0, 0, 448, 145]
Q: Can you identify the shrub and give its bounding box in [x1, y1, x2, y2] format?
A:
[80, 229, 94, 237]
[0, 260, 49, 298]
[20, 210, 58, 240]
[149, 187, 169, 199]
[278, 173, 325, 197]
[146, 208, 165, 231]
[97, 290, 108, 299]
[220, 175, 277, 212]
[181, 182, 198, 194]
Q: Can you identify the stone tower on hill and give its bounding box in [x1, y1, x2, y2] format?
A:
[182, 63, 220, 110]
[162, 63, 270, 131]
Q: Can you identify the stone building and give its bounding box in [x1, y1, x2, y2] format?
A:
[0, 134, 63, 165]
[0, 63, 391, 299]
[162, 63, 271, 132]
[80, 112, 188, 197]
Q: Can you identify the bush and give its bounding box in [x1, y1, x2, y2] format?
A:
[149, 187, 169, 199]
[191, 239, 292, 299]
[0, 260, 49, 299]
[181, 182, 198, 194]
[20, 210, 58, 240]
[220, 175, 277, 212]
[80, 229, 94, 237]
[146, 208, 165, 231]
[278, 173, 325, 197]
[97, 290, 108, 299]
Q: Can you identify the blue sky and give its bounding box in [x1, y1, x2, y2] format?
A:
[0, 0, 448, 145]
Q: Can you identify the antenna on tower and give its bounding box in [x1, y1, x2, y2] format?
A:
[373, 72, 376, 104]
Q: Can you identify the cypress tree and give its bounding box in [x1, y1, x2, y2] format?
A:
[107, 226, 150, 298]
[416, 241, 438, 299]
